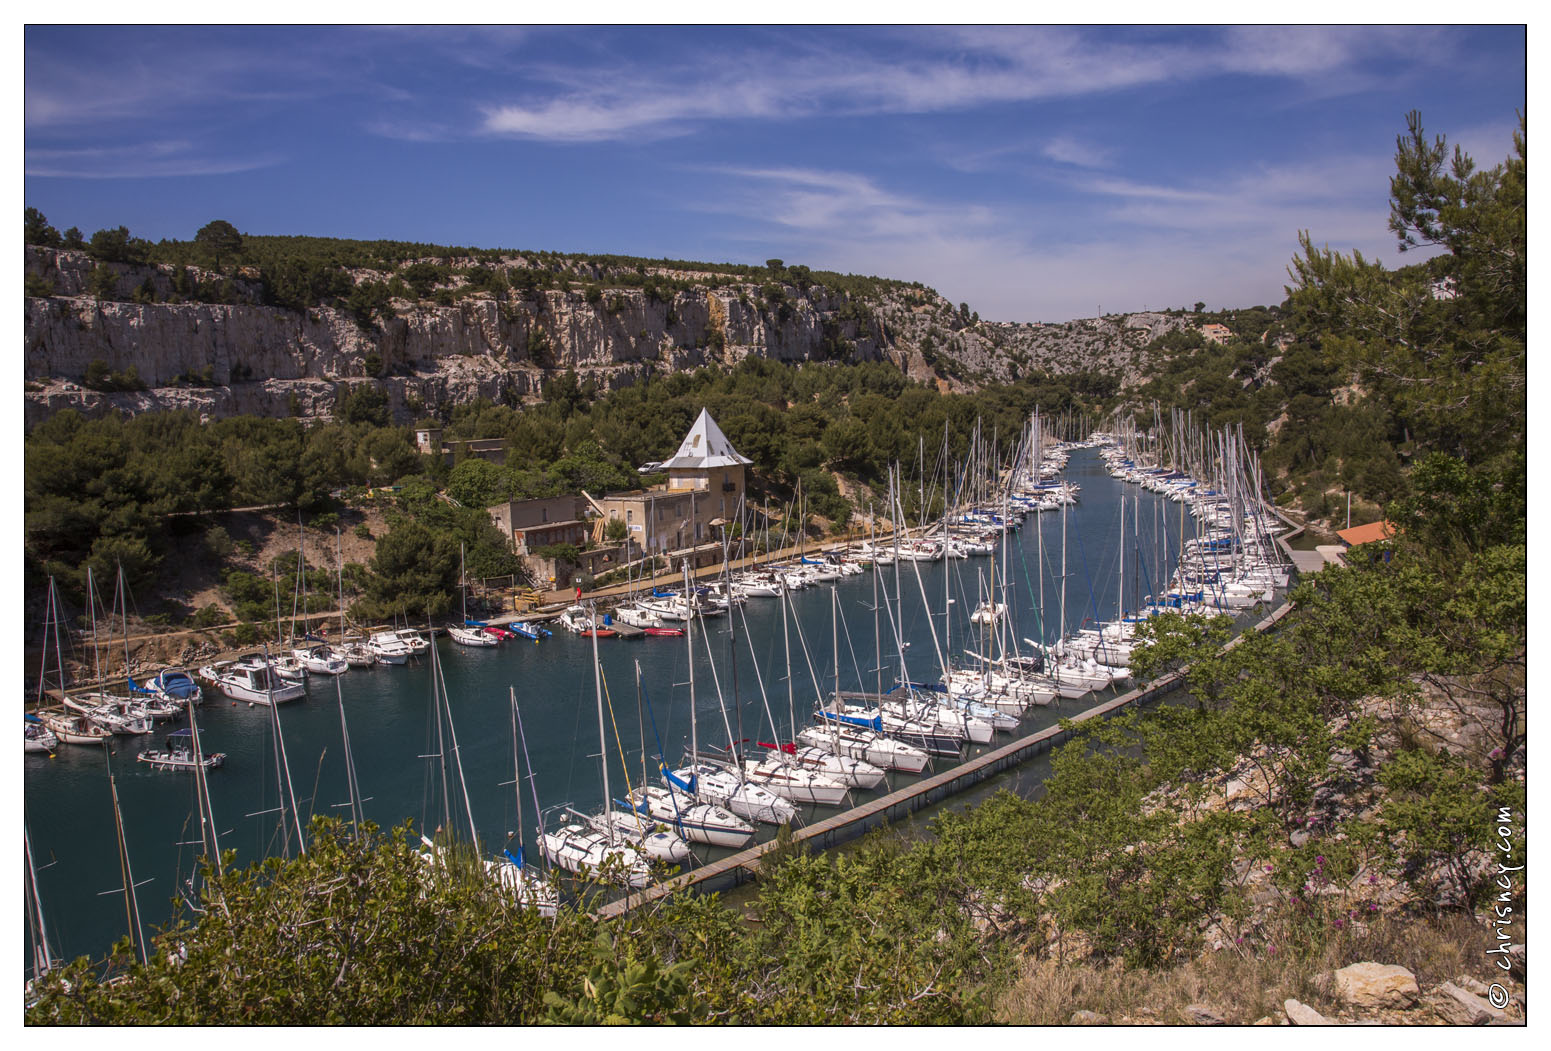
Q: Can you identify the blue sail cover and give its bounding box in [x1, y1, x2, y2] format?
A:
[819, 709, 882, 732]
[503, 847, 525, 870]
[663, 766, 697, 793]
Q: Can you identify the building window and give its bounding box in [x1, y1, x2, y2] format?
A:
[542, 508, 548, 523]
[627, 509, 633, 523]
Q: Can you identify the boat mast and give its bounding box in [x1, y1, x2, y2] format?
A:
[434, 637, 480, 854]
[86, 566, 103, 688]
[782, 571, 796, 747]
[336, 529, 348, 641]
[588, 602, 615, 845]
[335, 674, 363, 838]
[263, 644, 306, 856]
[116, 562, 133, 691]
[25, 825, 54, 983]
[429, 637, 453, 837]
[186, 697, 223, 879]
[507, 686, 525, 868]
[105, 751, 148, 965]
[683, 560, 698, 771]
[831, 585, 841, 753]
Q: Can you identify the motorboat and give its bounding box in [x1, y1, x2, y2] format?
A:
[969, 601, 1007, 625]
[293, 643, 348, 676]
[200, 655, 308, 705]
[557, 605, 616, 638]
[395, 628, 432, 656]
[367, 631, 413, 665]
[137, 727, 225, 771]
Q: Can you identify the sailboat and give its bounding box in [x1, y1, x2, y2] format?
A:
[626, 663, 754, 849]
[25, 826, 55, 998]
[757, 588, 885, 791]
[448, 543, 500, 647]
[730, 560, 849, 806]
[661, 565, 795, 826]
[329, 530, 375, 668]
[291, 533, 348, 674]
[485, 687, 560, 916]
[539, 611, 653, 888]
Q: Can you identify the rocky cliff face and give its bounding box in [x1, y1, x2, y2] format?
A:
[24, 246, 1190, 426]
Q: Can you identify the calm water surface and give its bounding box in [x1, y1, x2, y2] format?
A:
[26, 448, 1223, 965]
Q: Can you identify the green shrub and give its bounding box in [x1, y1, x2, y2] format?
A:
[189, 604, 227, 629]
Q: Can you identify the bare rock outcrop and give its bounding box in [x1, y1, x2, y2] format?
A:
[25, 244, 1201, 426]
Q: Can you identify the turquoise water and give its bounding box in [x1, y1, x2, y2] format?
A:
[24, 447, 1211, 967]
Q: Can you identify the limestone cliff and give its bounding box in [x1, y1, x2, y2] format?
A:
[24, 246, 1189, 426]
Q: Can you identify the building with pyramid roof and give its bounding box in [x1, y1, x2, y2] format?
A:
[591, 408, 751, 566]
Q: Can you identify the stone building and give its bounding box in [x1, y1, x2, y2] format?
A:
[593, 408, 752, 565]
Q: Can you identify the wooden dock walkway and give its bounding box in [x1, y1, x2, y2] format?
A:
[596, 597, 1296, 918]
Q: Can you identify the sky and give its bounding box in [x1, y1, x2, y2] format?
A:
[22, 22, 1528, 323]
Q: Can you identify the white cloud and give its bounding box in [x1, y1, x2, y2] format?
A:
[694, 150, 1406, 322]
[1040, 136, 1114, 169]
[474, 27, 1421, 144]
[24, 141, 282, 179]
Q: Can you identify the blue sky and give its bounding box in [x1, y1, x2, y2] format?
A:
[23, 24, 1527, 322]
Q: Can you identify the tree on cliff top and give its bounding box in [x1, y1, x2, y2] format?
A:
[195, 219, 244, 271]
[25, 207, 61, 247]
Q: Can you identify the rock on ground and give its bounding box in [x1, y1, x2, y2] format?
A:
[1333, 962, 1419, 1009]
[1284, 999, 1331, 1026]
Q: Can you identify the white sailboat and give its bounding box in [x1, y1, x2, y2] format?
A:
[540, 608, 653, 888]
[663, 565, 795, 826]
[487, 687, 561, 916]
[449, 543, 501, 647]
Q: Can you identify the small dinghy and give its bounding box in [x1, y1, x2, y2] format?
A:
[138, 727, 226, 771]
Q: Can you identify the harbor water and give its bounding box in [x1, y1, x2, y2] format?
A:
[25, 447, 1214, 966]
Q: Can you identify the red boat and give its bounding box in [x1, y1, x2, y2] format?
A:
[644, 626, 685, 637]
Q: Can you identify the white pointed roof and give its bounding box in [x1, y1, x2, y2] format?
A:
[661, 408, 752, 470]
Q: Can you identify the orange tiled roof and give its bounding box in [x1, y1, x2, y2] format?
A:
[1336, 520, 1396, 547]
